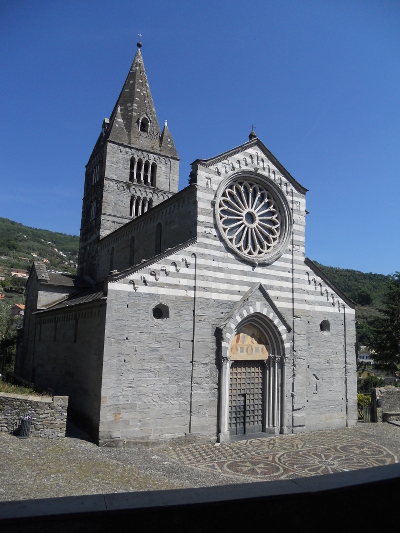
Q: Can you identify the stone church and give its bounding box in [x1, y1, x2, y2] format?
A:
[16, 43, 357, 445]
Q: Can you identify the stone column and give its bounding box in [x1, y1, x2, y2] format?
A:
[138, 198, 142, 217]
[273, 356, 278, 428]
[218, 356, 231, 443]
[262, 359, 269, 432]
[268, 357, 273, 427]
[280, 357, 288, 434]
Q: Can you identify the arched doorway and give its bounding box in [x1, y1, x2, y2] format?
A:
[219, 315, 288, 442]
[229, 324, 269, 436]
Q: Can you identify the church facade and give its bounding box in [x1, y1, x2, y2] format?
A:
[16, 44, 357, 445]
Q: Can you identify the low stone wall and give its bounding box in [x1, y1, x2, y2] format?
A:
[371, 386, 400, 423]
[0, 393, 68, 438]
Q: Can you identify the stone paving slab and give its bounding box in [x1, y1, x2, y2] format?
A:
[0, 422, 398, 503]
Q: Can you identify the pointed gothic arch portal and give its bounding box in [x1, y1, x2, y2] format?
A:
[219, 315, 288, 442]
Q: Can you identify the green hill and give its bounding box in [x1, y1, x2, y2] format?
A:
[0, 218, 79, 305]
[314, 262, 391, 347]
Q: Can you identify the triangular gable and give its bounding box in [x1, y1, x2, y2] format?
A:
[192, 137, 307, 194]
[218, 282, 291, 332]
[217, 283, 292, 355]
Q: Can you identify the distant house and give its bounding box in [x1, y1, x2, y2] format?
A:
[11, 303, 25, 317]
[357, 346, 374, 366]
[0, 293, 5, 300]
[10, 269, 29, 279]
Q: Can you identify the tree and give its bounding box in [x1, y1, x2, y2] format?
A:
[369, 272, 400, 373]
[0, 303, 17, 376]
[358, 375, 385, 393]
[352, 289, 372, 306]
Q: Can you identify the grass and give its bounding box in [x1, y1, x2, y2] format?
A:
[0, 380, 42, 396]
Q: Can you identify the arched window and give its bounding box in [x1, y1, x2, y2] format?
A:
[135, 197, 142, 217]
[109, 247, 114, 273]
[320, 320, 330, 333]
[129, 157, 136, 182]
[155, 223, 162, 255]
[144, 161, 150, 184]
[129, 236, 135, 266]
[136, 159, 143, 183]
[130, 196, 135, 217]
[140, 117, 149, 132]
[148, 199, 153, 210]
[90, 202, 96, 220]
[150, 163, 157, 186]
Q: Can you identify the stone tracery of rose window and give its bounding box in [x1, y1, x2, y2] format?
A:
[218, 180, 282, 259]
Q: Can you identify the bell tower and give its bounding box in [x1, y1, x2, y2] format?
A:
[78, 41, 180, 280]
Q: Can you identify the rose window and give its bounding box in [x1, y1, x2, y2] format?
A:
[217, 180, 282, 259]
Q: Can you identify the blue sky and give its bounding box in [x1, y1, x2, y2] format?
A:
[0, 0, 399, 274]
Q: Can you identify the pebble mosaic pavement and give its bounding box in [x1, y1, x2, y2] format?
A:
[168, 430, 397, 481]
[0, 424, 399, 502]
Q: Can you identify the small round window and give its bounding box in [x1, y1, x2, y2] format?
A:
[152, 304, 169, 320]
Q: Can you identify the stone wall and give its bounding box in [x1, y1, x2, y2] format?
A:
[96, 186, 197, 281]
[32, 302, 107, 439]
[372, 386, 400, 422]
[0, 392, 68, 438]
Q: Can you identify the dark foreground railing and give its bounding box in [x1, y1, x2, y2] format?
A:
[1, 463, 399, 532]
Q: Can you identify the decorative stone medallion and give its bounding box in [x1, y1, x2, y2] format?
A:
[215, 174, 291, 264]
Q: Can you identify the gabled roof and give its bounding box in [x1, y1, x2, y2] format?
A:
[36, 284, 106, 313]
[192, 136, 307, 194]
[32, 262, 91, 288]
[305, 258, 356, 309]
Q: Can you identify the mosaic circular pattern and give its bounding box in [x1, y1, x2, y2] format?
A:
[215, 176, 291, 265]
[222, 457, 283, 477]
[277, 446, 387, 476]
[169, 433, 397, 481]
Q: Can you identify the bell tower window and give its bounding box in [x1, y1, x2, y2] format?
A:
[136, 159, 143, 183]
[144, 161, 150, 184]
[150, 163, 157, 187]
[139, 117, 149, 133]
[129, 157, 136, 182]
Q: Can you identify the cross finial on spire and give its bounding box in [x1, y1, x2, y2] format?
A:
[137, 33, 142, 49]
[249, 124, 257, 140]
